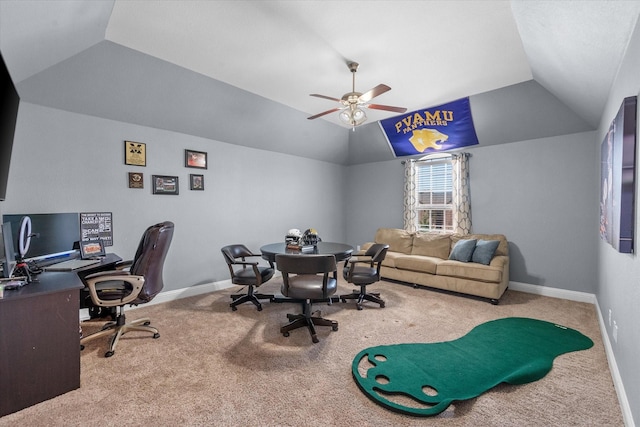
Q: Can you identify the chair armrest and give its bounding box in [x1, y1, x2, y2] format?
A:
[84, 271, 145, 308]
[114, 260, 133, 271]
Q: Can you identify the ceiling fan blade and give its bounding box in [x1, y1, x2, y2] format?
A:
[310, 93, 341, 102]
[359, 84, 391, 103]
[367, 103, 408, 113]
[307, 107, 341, 120]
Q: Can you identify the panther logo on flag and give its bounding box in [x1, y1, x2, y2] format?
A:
[408, 128, 449, 152]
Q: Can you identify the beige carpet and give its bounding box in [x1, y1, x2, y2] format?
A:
[0, 278, 623, 426]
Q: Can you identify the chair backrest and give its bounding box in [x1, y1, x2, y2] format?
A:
[276, 254, 337, 299]
[130, 221, 174, 303]
[221, 244, 252, 266]
[366, 243, 389, 268]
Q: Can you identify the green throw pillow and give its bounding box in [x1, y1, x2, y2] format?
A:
[449, 239, 477, 262]
[472, 239, 500, 265]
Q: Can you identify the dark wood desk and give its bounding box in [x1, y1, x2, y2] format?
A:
[0, 254, 121, 417]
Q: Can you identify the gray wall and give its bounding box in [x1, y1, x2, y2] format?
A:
[344, 132, 599, 293]
[0, 102, 346, 291]
[596, 13, 640, 424]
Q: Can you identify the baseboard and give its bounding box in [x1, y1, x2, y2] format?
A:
[509, 281, 597, 304]
[594, 300, 635, 427]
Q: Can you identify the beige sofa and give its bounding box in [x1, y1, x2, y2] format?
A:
[361, 228, 509, 304]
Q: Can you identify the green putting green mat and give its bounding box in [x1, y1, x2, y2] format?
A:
[351, 317, 593, 416]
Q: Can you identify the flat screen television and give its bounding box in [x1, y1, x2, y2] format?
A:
[2, 213, 80, 261]
[0, 52, 20, 201]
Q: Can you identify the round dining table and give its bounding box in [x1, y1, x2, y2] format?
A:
[259, 241, 354, 263]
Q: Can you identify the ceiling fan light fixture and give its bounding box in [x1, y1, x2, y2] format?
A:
[339, 106, 367, 128]
[352, 107, 366, 123]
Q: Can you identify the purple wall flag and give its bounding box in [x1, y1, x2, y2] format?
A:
[379, 97, 479, 157]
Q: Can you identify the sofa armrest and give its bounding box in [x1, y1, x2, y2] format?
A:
[489, 255, 509, 269]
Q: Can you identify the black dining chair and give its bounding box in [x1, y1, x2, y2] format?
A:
[221, 244, 275, 311]
[340, 243, 389, 310]
[275, 253, 339, 343]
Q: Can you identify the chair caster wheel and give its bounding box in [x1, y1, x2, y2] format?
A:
[283, 332, 290, 337]
[312, 335, 319, 343]
[380, 303, 385, 308]
[80, 344, 85, 351]
[332, 325, 338, 331]
[105, 351, 114, 358]
[357, 305, 363, 311]
[153, 333, 160, 339]
[231, 305, 237, 311]
[257, 305, 263, 311]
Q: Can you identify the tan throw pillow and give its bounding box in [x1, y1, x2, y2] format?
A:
[411, 233, 451, 259]
[374, 228, 413, 254]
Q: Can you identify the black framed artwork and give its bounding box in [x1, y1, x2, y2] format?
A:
[190, 174, 204, 190]
[128, 172, 143, 188]
[152, 175, 179, 195]
[185, 149, 207, 169]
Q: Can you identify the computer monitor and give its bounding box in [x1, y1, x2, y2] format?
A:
[1, 221, 16, 277]
[2, 213, 80, 262]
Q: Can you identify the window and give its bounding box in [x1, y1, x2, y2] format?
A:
[416, 158, 454, 232]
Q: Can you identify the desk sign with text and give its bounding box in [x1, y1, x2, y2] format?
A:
[379, 97, 479, 157]
[80, 212, 113, 247]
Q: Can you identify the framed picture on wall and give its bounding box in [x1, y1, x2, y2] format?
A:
[124, 140, 146, 166]
[128, 172, 144, 188]
[185, 149, 207, 169]
[152, 175, 179, 195]
[190, 174, 204, 190]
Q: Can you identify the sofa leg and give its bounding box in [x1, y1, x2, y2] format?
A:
[490, 298, 499, 305]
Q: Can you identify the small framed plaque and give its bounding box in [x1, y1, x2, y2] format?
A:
[190, 174, 204, 190]
[128, 172, 144, 188]
[152, 175, 179, 195]
[124, 141, 146, 166]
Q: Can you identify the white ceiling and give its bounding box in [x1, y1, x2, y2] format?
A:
[1, 0, 639, 146]
[106, 0, 640, 128]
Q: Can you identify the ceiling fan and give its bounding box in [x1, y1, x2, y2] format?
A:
[307, 61, 407, 129]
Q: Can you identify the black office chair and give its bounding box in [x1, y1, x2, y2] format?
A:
[340, 243, 389, 310]
[276, 254, 339, 343]
[80, 221, 174, 357]
[221, 244, 275, 311]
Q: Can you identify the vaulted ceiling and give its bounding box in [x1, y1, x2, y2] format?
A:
[1, 1, 639, 164]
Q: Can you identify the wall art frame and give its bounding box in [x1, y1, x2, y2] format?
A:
[124, 140, 146, 166]
[152, 175, 179, 195]
[185, 149, 207, 169]
[190, 174, 204, 190]
[128, 172, 143, 189]
[599, 96, 637, 253]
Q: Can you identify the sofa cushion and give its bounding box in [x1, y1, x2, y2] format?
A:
[394, 255, 440, 274]
[375, 228, 413, 254]
[472, 240, 500, 265]
[411, 233, 451, 259]
[381, 251, 405, 268]
[448, 239, 477, 262]
[436, 260, 503, 283]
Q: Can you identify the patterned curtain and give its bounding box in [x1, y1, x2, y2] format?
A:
[403, 159, 418, 233]
[451, 152, 472, 235]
